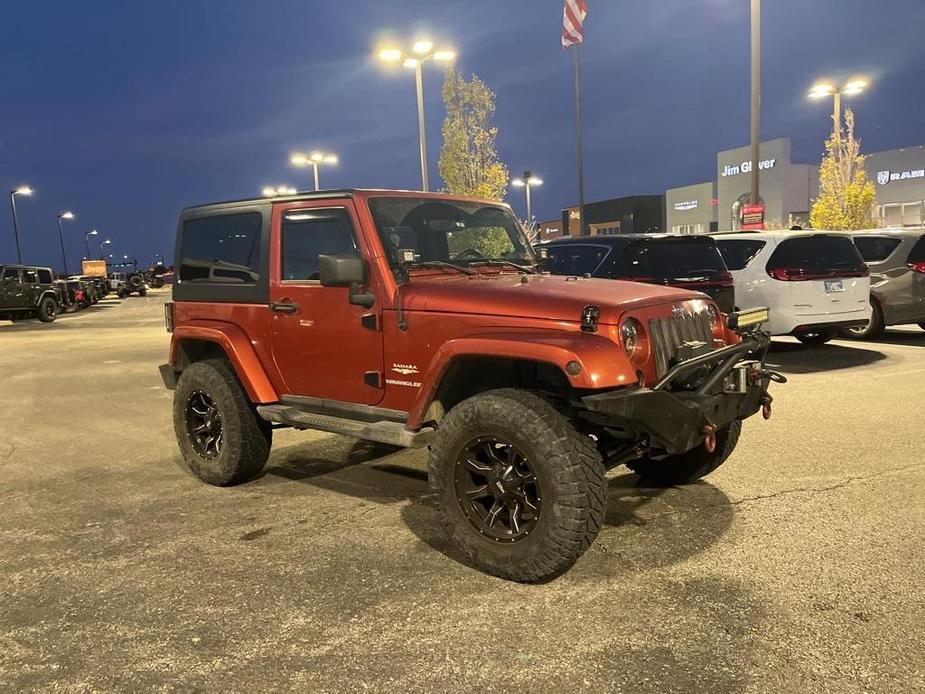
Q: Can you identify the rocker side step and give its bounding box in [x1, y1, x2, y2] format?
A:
[256, 404, 433, 449]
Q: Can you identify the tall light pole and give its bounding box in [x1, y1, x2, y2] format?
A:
[57, 211, 75, 277]
[808, 78, 868, 144]
[378, 41, 456, 192]
[84, 229, 98, 260]
[749, 0, 761, 206]
[99, 238, 111, 260]
[9, 186, 33, 264]
[511, 171, 543, 222]
[291, 152, 338, 191]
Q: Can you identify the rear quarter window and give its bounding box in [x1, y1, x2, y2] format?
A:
[853, 236, 902, 263]
[716, 239, 766, 270]
[908, 235, 925, 263]
[37, 269, 53, 283]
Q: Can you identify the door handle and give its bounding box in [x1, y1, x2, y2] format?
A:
[269, 301, 298, 314]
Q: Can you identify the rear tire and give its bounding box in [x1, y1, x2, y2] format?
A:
[173, 358, 272, 486]
[844, 300, 884, 340]
[628, 420, 742, 486]
[35, 296, 58, 323]
[796, 331, 834, 346]
[428, 388, 605, 582]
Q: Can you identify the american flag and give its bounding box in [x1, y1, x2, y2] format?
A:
[561, 0, 588, 49]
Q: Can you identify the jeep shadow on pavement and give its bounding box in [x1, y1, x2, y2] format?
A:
[160, 189, 785, 582]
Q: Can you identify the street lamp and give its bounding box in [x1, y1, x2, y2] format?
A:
[262, 185, 298, 197]
[57, 211, 75, 277]
[84, 229, 99, 260]
[511, 171, 543, 222]
[378, 40, 456, 191]
[291, 152, 338, 191]
[808, 78, 868, 140]
[9, 186, 33, 264]
[99, 238, 111, 260]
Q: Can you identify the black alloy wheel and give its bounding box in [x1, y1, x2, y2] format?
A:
[185, 390, 223, 459]
[453, 436, 542, 542]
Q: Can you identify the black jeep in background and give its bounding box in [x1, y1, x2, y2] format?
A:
[0, 265, 61, 323]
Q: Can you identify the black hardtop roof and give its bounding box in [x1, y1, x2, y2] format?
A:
[0, 263, 53, 271]
[544, 234, 716, 246]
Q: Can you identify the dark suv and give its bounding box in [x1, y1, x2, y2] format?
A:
[540, 234, 735, 313]
[0, 265, 61, 322]
[846, 229, 925, 338]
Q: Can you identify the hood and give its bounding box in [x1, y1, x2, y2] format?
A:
[398, 272, 706, 324]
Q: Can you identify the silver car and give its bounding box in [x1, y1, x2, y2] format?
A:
[847, 228, 925, 338]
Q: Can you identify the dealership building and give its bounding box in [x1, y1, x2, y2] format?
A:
[665, 137, 925, 233]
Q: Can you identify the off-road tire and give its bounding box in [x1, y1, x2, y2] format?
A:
[117, 288, 127, 298]
[796, 331, 834, 347]
[428, 388, 605, 582]
[139, 288, 147, 296]
[35, 295, 58, 323]
[844, 300, 884, 340]
[628, 420, 742, 486]
[173, 358, 271, 486]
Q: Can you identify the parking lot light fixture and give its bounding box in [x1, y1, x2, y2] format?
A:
[99, 238, 111, 260]
[291, 151, 338, 191]
[57, 211, 75, 277]
[511, 171, 543, 222]
[807, 77, 869, 140]
[84, 229, 99, 262]
[376, 40, 456, 192]
[9, 185, 34, 264]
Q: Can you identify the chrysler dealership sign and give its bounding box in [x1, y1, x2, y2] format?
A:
[721, 159, 776, 177]
[673, 200, 699, 211]
[876, 169, 925, 185]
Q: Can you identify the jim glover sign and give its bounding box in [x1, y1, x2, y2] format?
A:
[721, 159, 776, 177]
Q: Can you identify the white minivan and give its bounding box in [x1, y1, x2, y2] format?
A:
[712, 231, 871, 346]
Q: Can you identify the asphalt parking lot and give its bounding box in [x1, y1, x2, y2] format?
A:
[1, 291, 923, 693]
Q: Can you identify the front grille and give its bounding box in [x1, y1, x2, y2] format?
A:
[649, 310, 715, 376]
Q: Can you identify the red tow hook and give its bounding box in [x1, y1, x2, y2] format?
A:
[702, 424, 718, 453]
[761, 393, 773, 420]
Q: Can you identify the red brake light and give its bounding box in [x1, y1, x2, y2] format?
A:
[718, 270, 734, 286]
[768, 266, 868, 281]
[909, 261, 925, 274]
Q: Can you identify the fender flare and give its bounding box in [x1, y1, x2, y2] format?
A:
[170, 320, 278, 403]
[406, 330, 636, 428]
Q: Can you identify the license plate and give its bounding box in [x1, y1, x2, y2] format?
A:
[825, 279, 844, 293]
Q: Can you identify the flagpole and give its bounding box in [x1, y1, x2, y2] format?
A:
[573, 44, 585, 236]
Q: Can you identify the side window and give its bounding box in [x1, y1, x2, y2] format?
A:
[22, 269, 38, 284]
[37, 269, 53, 284]
[281, 208, 359, 281]
[179, 212, 262, 284]
[852, 237, 901, 263]
[717, 240, 767, 271]
[908, 235, 925, 263]
[1, 268, 19, 281]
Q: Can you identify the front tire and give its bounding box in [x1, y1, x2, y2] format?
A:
[35, 296, 58, 323]
[428, 389, 605, 582]
[628, 420, 742, 486]
[796, 331, 834, 346]
[173, 358, 271, 486]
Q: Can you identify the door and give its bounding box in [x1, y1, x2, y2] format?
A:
[20, 268, 40, 307]
[269, 202, 384, 405]
[0, 268, 23, 309]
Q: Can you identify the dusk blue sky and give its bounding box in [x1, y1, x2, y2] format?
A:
[2, 0, 924, 269]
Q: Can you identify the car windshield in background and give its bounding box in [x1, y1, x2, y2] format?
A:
[367, 197, 534, 275]
[544, 244, 611, 276]
[852, 236, 902, 263]
[767, 235, 866, 273]
[716, 239, 767, 271]
[613, 239, 727, 279]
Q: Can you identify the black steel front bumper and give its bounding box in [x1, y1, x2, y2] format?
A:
[582, 332, 775, 455]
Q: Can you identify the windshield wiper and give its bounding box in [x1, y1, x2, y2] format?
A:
[463, 259, 539, 274]
[406, 261, 478, 276]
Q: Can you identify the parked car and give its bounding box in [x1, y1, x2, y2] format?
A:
[160, 189, 783, 582]
[68, 275, 106, 304]
[0, 265, 60, 322]
[844, 229, 925, 338]
[712, 231, 871, 346]
[63, 278, 91, 310]
[540, 234, 735, 313]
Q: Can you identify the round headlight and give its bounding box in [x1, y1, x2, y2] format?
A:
[620, 318, 640, 355]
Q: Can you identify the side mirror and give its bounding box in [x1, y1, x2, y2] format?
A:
[318, 254, 375, 309]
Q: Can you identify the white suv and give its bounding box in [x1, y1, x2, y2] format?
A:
[712, 231, 871, 346]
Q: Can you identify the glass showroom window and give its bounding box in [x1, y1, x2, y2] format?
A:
[902, 202, 923, 226]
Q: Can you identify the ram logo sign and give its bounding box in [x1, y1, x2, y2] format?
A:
[876, 169, 925, 185]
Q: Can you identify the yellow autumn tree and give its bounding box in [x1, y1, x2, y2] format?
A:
[438, 69, 509, 201]
[810, 108, 876, 230]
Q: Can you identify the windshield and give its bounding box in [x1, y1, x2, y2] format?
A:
[544, 244, 612, 276]
[367, 197, 535, 277]
[612, 239, 727, 279]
